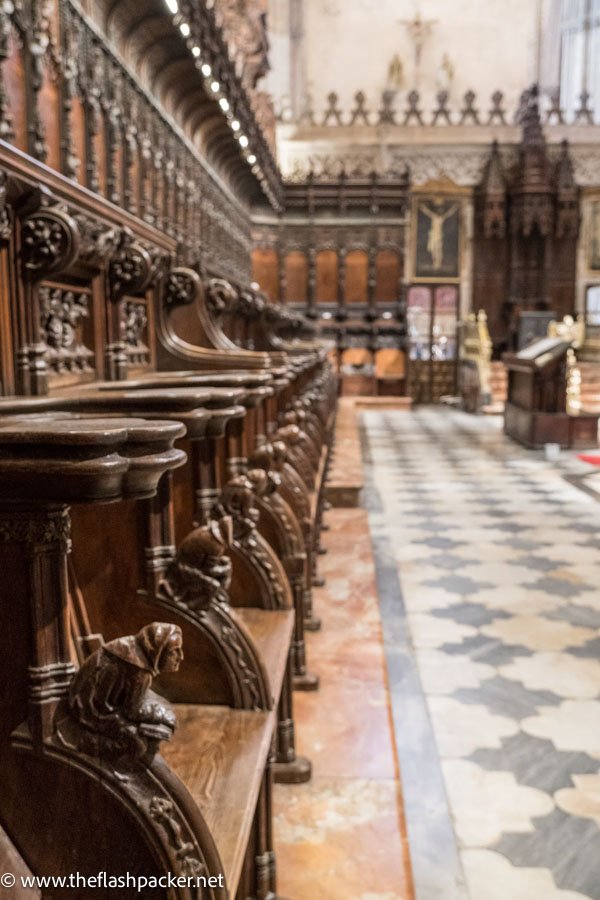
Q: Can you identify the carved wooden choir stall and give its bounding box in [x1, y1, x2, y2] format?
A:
[0, 1, 337, 897]
[474, 86, 580, 357]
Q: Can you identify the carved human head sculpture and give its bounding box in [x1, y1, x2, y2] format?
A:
[161, 517, 233, 610]
[247, 443, 282, 492]
[246, 466, 271, 498]
[277, 424, 302, 447]
[281, 409, 299, 427]
[58, 623, 183, 764]
[106, 622, 184, 676]
[271, 440, 288, 472]
[219, 475, 260, 539]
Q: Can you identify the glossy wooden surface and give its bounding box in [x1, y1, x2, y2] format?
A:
[161, 705, 275, 894]
[232, 608, 294, 704]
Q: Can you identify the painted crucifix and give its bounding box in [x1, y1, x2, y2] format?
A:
[421, 201, 458, 269]
[398, 11, 437, 84]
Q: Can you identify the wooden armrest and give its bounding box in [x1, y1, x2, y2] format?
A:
[161, 705, 275, 895]
[231, 608, 294, 704]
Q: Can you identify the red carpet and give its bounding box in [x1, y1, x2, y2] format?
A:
[577, 453, 600, 466]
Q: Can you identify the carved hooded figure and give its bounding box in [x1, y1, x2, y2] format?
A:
[58, 623, 183, 762]
[160, 516, 233, 610]
[247, 444, 281, 494]
[218, 475, 261, 540]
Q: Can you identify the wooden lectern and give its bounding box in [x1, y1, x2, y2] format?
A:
[503, 337, 599, 448]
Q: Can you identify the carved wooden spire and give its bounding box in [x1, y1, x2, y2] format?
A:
[478, 140, 506, 239]
[555, 140, 580, 239]
[511, 85, 553, 237]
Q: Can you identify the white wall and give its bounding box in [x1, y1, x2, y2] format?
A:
[269, 0, 541, 121]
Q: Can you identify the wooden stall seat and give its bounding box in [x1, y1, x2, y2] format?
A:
[375, 348, 406, 396]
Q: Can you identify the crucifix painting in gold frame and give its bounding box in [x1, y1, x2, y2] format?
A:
[413, 196, 461, 282]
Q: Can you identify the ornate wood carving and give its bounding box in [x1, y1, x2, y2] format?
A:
[473, 88, 580, 352]
[38, 286, 94, 376]
[109, 230, 153, 301]
[21, 206, 80, 278]
[148, 797, 205, 879]
[555, 140, 580, 240]
[56, 623, 183, 764]
[159, 518, 233, 612]
[0, 166, 10, 240]
[0, 504, 71, 545]
[478, 140, 506, 239]
[0, 0, 15, 141]
[123, 300, 149, 367]
[59, 1, 79, 180]
[163, 267, 199, 309]
[27, 0, 53, 162]
[206, 277, 237, 323]
[157, 517, 268, 710]
[213, 472, 288, 611]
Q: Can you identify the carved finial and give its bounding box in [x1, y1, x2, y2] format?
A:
[431, 90, 452, 125]
[520, 84, 544, 145]
[574, 90, 594, 125]
[459, 90, 480, 125]
[298, 91, 315, 126]
[349, 90, 370, 126]
[378, 89, 397, 125]
[555, 140, 579, 239]
[322, 91, 344, 126]
[487, 90, 506, 125]
[546, 89, 564, 125]
[56, 623, 183, 764]
[403, 90, 424, 125]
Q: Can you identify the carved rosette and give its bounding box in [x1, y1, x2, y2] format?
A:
[21, 207, 80, 278]
[163, 267, 200, 308]
[109, 232, 153, 301]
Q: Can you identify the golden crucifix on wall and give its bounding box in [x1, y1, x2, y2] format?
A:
[398, 11, 437, 82]
[414, 198, 460, 281]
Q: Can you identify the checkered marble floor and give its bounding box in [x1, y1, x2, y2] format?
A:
[362, 408, 600, 900]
